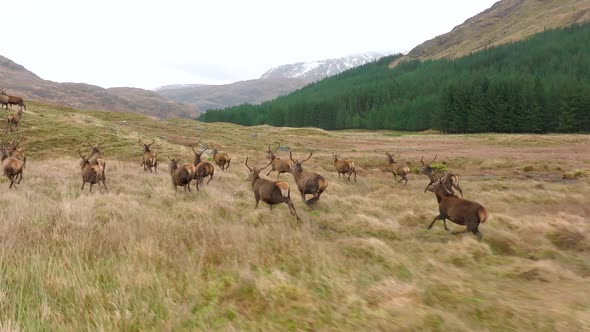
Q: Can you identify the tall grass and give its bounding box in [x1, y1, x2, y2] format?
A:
[0, 103, 588, 331]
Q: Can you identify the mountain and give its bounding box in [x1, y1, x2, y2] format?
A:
[391, 0, 590, 66]
[200, 23, 590, 133]
[0, 55, 198, 119]
[156, 78, 310, 111]
[156, 52, 391, 111]
[260, 52, 391, 80]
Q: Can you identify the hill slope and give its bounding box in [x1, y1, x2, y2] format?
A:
[200, 23, 590, 133]
[1, 101, 589, 330]
[392, 0, 590, 66]
[156, 78, 310, 111]
[156, 52, 389, 111]
[0, 55, 198, 119]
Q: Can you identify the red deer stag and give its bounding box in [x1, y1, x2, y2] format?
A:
[167, 156, 196, 192]
[6, 140, 26, 183]
[210, 144, 231, 171]
[0, 88, 26, 111]
[191, 143, 215, 191]
[0, 88, 9, 110]
[420, 155, 463, 197]
[78, 149, 108, 193]
[245, 157, 300, 221]
[138, 139, 158, 173]
[385, 152, 410, 185]
[289, 151, 328, 205]
[6, 108, 24, 133]
[265, 143, 292, 179]
[332, 153, 357, 182]
[426, 173, 488, 240]
[1, 142, 25, 188]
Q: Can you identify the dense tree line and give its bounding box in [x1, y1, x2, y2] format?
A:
[200, 23, 590, 133]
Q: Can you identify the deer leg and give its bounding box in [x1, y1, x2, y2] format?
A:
[443, 219, 450, 232]
[254, 194, 260, 209]
[300, 190, 307, 204]
[207, 174, 213, 184]
[354, 170, 357, 183]
[286, 199, 300, 221]
[81, 182, 86, 190]
[89, 183, 94, 193]
[427, 215, 443, 229]
[17, 171, 23, 184]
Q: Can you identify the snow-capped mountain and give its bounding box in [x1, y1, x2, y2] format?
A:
[260, 52, 392, 80]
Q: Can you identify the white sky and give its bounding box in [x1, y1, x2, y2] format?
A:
[2, 0, 498, 89]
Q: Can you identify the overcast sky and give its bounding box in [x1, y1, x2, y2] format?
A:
[2, 0, 498, 89]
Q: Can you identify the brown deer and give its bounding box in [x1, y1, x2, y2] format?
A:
[289, 151, 328, 205]
[332, 153, 357, 182]
[1, 143, 25, 188]
[210, 144, 231, 171]
[385, 152, 410, 185]
[6, 108, 24, 133]
[167, 156, 196, 192]
[245, 157, 300, 221]
[0, 88, 9, 110]
[420, 155, 463, 197]
[78, 149, 108, 193]
[426, 173, 488, 240]
[138, 139, 158, 173]
[191, 143, 215, 191]
[6, 140, 26, 183]
[0, 88, 26, 111]
[265, 143, 292, 179]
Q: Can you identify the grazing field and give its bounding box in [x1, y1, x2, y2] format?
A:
[0, 103, 589, 331]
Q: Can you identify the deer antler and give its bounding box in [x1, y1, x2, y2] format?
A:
[274, 143, 281, 153]
[301, 151, 313, 163]
[430, 154, 438, 164]
[244, 156, 252, 171]
[261, 159, 273, 171]
[77, 149, 86, 159]
[289, 151, 296, 163]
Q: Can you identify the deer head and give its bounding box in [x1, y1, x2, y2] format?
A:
[191, 142, 208, 164]
[138, 139, 155, 152]
[266, 143, 281, 160]
[385, 152, 396, 164]
[289, 151, 312, 174]
[245, 157, 273, 181]
[420, 154, 439, 191]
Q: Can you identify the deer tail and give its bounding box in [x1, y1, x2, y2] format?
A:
[478, 207, 489, 224]
[318, 177, 328, 192]
[275, 181, 290, 198]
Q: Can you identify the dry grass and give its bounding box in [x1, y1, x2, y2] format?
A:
[0, 103, 589, 331]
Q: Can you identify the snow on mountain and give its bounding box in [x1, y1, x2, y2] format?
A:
[260, 52, 392, 80]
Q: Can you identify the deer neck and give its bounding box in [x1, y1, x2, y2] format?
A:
[194, 155, 201, 165]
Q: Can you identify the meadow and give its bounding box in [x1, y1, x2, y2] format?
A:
[0, 102, 589, 331]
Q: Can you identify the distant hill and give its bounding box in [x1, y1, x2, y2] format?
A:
[0, 55, 198, 119]
[156, 78, 310, 111]
[391, 0, 590, 66]
[260, 52, 391, 80]
[155, 52, 390, 111]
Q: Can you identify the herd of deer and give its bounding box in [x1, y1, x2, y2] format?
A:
[0, 88, 488, 240]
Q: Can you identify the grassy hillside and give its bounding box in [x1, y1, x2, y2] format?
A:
[393, 0, 590, 65]
[200, 23, 590, 133]
[0, 102, 589, 330]
[156, 78, 310, 111]
[0, 56, 197, 119]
